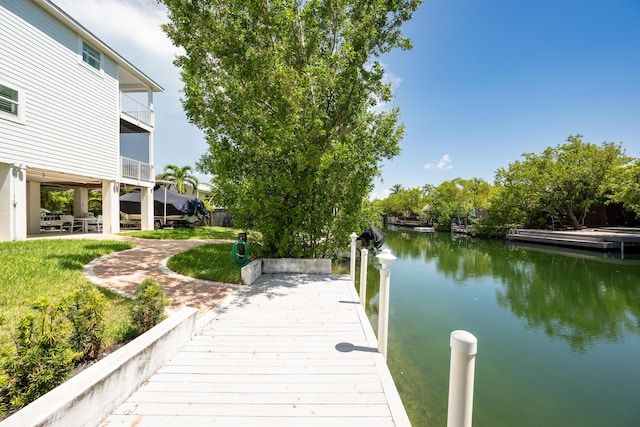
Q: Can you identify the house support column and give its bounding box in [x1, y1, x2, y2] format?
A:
[27, 181, 41, 235]
[74, 188, 89, 216]
[102, 180, 120, 235]
[140, 186, 154, 231]
[0, 163, 27, 241]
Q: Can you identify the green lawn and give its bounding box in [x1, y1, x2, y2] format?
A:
[127, 226, 250, 285]
[120, 226, 243, 241]
[1, 227, 249, 349]
[0, 239, 135, 350]
[167, 243, 244, 285]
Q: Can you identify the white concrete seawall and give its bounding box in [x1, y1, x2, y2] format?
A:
[0, 307, 198, 427]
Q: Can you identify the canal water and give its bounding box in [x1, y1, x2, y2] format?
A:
[354, 228, 640, 426]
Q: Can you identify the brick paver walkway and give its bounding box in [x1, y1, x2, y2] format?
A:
[85, 237, 236, 315]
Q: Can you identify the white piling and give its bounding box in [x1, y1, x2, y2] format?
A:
[447, 330, 478, 427]
[376, 249, 396, 360]
[350, 232, 358, 283]
[359, 248, 368, 306]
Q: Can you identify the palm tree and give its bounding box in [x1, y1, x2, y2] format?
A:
[390, 184, 403, 194]
[157, 164, 199, 194]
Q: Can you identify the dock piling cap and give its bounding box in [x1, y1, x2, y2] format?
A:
[450, 330, 478, 355]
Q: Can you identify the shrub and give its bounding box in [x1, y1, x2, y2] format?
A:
[64, 284, 108, 361]
[131, 278, 170, 334]
[0, 316, 8, 415]
[1, 299, 79, 411]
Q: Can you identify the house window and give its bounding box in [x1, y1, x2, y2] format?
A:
[82, 41, 101, 70]
[0, 84, 19, 116]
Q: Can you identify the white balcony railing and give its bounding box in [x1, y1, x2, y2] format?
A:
[120, 92, 154, 127]
[121, 156, 154, 182]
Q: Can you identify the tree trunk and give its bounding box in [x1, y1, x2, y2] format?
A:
[566, 209, 584, 229]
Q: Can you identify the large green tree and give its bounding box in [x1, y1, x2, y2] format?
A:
[416, 178, 493, 231]
[161, 0, 421, 257]
[378, 186, 426, 218]
[493, 135, 629, 229]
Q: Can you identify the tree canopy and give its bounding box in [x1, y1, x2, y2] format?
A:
[377, 185, 426, 218]
[610, 159, 640, 219]
[426, 178, 492, 230]
[493, 135, 629, 229]
[161, 0, 421, 257]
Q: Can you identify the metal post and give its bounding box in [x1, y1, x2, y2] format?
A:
[349, 232, 358, 283]
[359, 248, 368, 306]
[447, 330, 478, 427]
[376, 249, 396, 360]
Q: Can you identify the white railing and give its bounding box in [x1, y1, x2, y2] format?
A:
[120, 92, 154, 127]
[121, 156, 154, 182]
[349, 234, 478, 427]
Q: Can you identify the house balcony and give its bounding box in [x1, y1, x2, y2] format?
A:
[120, 92, 154, 129]
[121, 156, 154, 183]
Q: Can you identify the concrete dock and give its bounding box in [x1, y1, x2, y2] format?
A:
[505, 228, 640, 253]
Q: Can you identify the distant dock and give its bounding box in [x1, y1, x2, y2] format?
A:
[506, 228, 640, 257]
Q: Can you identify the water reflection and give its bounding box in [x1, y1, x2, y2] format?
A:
[379, 229, 640, 352]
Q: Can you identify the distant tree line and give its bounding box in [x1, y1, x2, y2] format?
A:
[376, 135, 640, 234]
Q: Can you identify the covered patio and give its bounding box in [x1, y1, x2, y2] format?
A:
[0, 163, 154, 241]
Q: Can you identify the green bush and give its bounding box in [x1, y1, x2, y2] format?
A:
[1, 298, 79, 411]
[64, 284, 107, 361]
[0, 279, 170, 417]
[131, 278, 170, 334]
[0, 316, 8, 415]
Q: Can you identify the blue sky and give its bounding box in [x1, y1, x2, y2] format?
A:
[54, 0, 640, 199]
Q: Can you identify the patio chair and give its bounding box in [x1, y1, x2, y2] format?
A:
[60, 215, 80, 233]
[88, 215, 102, 232]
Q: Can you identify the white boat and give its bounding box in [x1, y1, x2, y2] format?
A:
[414, 226, 435, 233]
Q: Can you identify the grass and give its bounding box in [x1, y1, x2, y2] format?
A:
[120, 226, 244, 241]
[0, 239, 135, 350]
[167, 243, 244, 285]
[126, 226, 251, 286]
[1, 227, 248, 349]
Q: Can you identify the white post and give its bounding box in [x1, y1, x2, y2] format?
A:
[376, 248, 396, 360]
[447, 330, 478, 427]
[350, 232, 358, 283]
[359, 248, 368, 306]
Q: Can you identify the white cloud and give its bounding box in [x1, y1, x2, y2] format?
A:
[369, 188, 392, 200]
[424, 154, 453, 171]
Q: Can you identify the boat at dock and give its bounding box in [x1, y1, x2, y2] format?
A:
[414, 226, 435, 233]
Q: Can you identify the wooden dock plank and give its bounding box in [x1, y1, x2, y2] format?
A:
[137, 381, 385, 393]
[104, 415, 396, 427]
[101, 274, 411, 427]
[126, 391, 389, 404]
[111, 402, 392, 417]
[145, 373, 383, 384]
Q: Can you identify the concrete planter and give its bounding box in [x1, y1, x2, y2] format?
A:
[0, 307, 198, 427]
[241, 258, 332, 285]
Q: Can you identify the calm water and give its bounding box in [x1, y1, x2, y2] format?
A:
[355, 228, 640, 426]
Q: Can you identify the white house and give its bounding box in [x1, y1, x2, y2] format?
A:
[0, 0, 162, 241]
